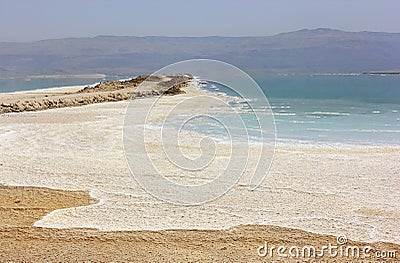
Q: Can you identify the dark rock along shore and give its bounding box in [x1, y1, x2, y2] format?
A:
[0, 74, 192, 114]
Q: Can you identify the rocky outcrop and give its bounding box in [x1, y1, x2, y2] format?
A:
[0, 74, 192, 114]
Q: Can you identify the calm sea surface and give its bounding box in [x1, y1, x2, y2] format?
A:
[1, 74, 399, 145]
[199, 74, 400, 145]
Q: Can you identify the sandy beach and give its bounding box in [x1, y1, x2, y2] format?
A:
[0, 184, 398, 262]
[0, 81, 399, 261]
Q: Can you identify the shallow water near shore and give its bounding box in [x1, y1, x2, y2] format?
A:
[1, 74, 399, 145]
[196, 74, 400, 146]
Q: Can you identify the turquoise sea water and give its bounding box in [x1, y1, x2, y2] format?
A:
[200, 74, 400, 145]
[0, 74, 399, 145]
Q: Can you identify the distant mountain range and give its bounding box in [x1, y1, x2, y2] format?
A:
[0, 28, 399, 77]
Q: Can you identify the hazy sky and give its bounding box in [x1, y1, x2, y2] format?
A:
[0, 0, 399, 42]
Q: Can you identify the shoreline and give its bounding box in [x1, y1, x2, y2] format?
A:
[1, 80, 399, 147]
[1, 80, 399, 248]
[0, 74, 191, 114]
[0, 184, 399, 261]
[0, 84, 90, 95]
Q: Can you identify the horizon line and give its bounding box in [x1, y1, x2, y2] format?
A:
[2, 28, 400, 43]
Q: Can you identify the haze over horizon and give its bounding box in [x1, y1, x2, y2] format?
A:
[2, 27, 400, 43]
[0, 0, 399, 42]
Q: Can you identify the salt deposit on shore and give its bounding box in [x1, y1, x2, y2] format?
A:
[0, 83, 399, 245]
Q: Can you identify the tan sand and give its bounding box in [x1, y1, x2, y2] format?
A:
[0, 184, 96, 227]
[0, 185, 398, 262]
